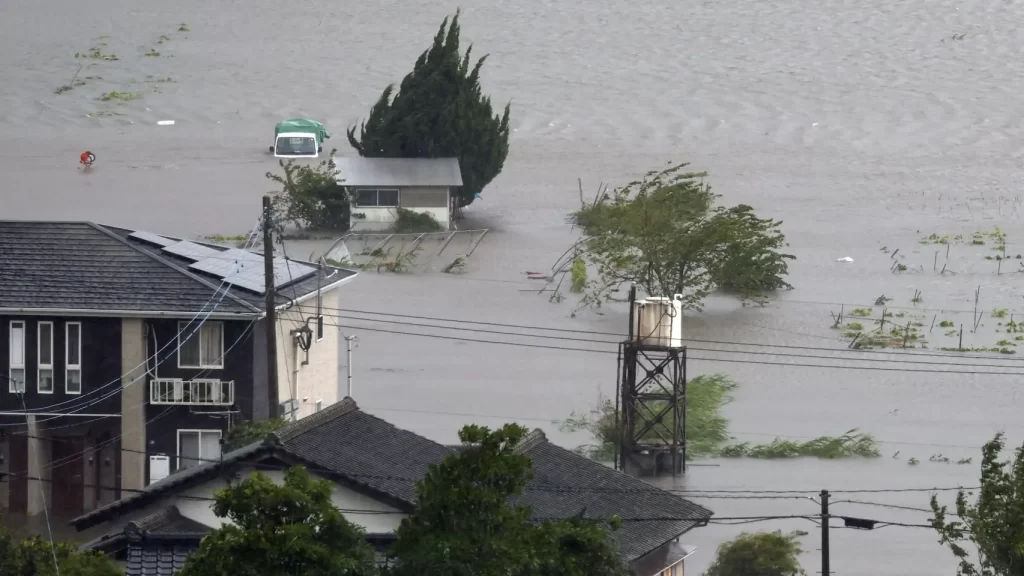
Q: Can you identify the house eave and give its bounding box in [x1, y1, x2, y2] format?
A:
[0, 308, 259, 320]
[274, 271, 358, 311]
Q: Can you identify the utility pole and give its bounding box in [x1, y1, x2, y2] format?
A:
[820, 489, 830, 576]
[345, 335, 357, 398]
[263, 195, 279, 419]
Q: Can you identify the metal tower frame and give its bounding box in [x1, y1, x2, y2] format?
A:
[617, 343, 687, 476]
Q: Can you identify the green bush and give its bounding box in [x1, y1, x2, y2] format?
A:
[266, 152, 350, 231]
[394, 208, 442, 233]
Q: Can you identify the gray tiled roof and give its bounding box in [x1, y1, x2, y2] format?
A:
[125, 543, 196, 576]
[512, 430, 712, 561]
[333, 157, 463, 187]
[73, 399, 711, 564]
[0, 221, 356, 315]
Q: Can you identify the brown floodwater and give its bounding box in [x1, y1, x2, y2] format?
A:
[4, 0, 1024, 572]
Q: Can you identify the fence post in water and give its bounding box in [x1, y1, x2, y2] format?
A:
[934, 251, 938, 272]
[930, 314, 936, 333]
[903, 322, 911, 348]
[959, 325, 964, 351]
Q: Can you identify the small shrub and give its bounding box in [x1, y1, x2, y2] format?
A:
[939, 320, 954, 328]
[393, 208, 442, 233]
[570, 256, 587, 293]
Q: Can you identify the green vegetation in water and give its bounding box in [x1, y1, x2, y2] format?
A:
[393, 208, 442, 234]
[98, 91, 141, 102]
[155, 34, 170, 44]
[996, 340, 1016, 347]
[144, 48, 161, 57]
[369, 245, 422, 273]
[939, 320, 955, 328]
[442, 256, 467, 274]
[86, 110, 123, 118]
[911, 289, 923, 304]
[76, 46, 119, 61]
[558, 374, 881, 461]
[178, 22, 191, 32]
[850, 308, 872, 317]
[845, 322, 864, 331]
[875, 295, 892, 305]
[908, 457, 920, 466]
[940, 346, 1016, 355]
[992, 308, 1009, 318]
[570, 255, 587, 293]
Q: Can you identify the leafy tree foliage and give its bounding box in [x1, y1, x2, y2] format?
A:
[347, 11, 511, 208]
[266, 150, 350, 232]
[930, 432, 1024, 576]
[702, 531, 806, 576]
[387, 423, 629, 576]
[223, 417, 287, 451]
[571, 162, 794, 310]
[178, 467, 377, 576]
[0, 525, 120, 576]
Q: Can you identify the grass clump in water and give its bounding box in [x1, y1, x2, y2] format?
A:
[850, 308, 872, 317]
[98, 91, 141, 102]
[557, 374, 881, 461]
[992, 308, 1009, 318]
[570, 255, 587, 293]
[939, 320, 955, 328]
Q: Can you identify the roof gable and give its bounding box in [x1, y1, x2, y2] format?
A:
[333, 157, 463, 187]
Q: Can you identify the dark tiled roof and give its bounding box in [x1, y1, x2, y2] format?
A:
[272, 398, 454, 505]
[126, 543, 196, 576]
[73, 400, 711, 565]
[0, 221, 355, 315]
[126, 506, 212, 537]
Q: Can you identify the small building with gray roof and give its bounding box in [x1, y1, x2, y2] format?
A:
[333, 156, 463, 232]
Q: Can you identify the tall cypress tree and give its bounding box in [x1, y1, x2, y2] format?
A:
[347, 11, 511, 208]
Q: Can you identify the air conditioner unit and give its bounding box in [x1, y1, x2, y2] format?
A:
[632, 295, 684, 348]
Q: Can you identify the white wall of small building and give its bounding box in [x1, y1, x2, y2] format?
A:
[274, 288, 342, 420]
[349, 186, 451, 232]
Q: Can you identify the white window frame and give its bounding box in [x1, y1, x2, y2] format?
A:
[354, 188, 400, 208]
[177, 321, 225, 369]
[176, 429, 223, 469]
[66, 322, 82, 395]
[37, 321, 54, 394]
[9, 321, 25, 393]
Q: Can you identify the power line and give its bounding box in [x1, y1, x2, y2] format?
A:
[322, 320, 1024, 376]
[316, 305, 1024, 363]
[322, 312, 1024, 371]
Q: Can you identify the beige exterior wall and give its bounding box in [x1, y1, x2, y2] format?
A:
[120, 318, 147, 495]
[349, 186, 451, 232]
[274, 288, 341, 420]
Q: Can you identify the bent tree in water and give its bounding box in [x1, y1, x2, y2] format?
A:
[568, 162, 794, 310]
[930, 432, 1024, 576]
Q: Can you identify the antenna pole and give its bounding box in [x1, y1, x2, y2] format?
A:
[263, 195, 280, 419]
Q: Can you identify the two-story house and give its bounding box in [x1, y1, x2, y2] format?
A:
[0, 220, 356, 520]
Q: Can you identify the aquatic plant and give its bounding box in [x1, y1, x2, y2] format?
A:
[442, 256, 467, 274]
[178, 23, 191, 32]
[558, 374, 880, 461]
[845, 322, 864, 331]
[570, 256, 587, 293]
[911, 290, 923, 304]
[144, 48, 161, 57]
[98, 91, 141, 102]
[875, 295, 892, 305]
[850, 308, 872, 317]
[939, 320, 955, 328]
[991, 308, 1009, 318]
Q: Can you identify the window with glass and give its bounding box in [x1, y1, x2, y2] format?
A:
[355, 188, 400, 207]
[178, 321, 224, 368]
[66, 322, 82, 394]
[9, 321, 25, 393]
[177, 430, 222, 470]
[37, 322, 54, 393]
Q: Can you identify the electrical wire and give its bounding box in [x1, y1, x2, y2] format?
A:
[320, 319, 1024, 376]
[322, 312, 1024, 371]
[316, 306, 1024, 364]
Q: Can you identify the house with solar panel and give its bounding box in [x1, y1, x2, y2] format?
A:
[0, 221, 357, 520]
[333, 156, 463, 232]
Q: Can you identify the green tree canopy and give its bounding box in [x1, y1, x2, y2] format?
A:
[388, 423, 629, 576]
[702, 531, 806, 576]
[930, 432, 1024, 576]
[267, 150, 350, 232]
[0, 526, 120, 576]
[570, 162, 794, 310]
[178, 466, 377, 576]
[347, 10, 511, 208]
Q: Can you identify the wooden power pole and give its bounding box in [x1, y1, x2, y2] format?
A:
[820, 489, 830, 576]
[263, 195, 279, 419]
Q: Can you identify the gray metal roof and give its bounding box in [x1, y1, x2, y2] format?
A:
[333, 157, 463, 187]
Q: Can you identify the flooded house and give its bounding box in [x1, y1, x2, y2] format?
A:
[0, 220, 356, 520]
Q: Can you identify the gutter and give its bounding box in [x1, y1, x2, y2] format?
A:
[275, 272, 358, 311]
[0, 308, 258, 320]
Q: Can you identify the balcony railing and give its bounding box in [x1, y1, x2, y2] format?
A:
[150, 378, 234, 406]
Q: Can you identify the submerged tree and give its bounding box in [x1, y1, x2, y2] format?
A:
[266, 150, 350, 232]
[178, 467, 377, 576]
[389, 423, 628, 576]
[347, 11, 511, 208]
[569, 162, 794, 310]
[930, 432, 1024, 576]
[702, 531, 806, 576]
